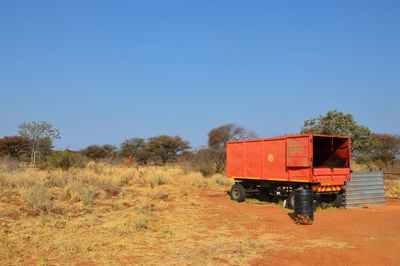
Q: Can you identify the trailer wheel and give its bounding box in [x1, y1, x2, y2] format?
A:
[287, 191, 295, 209]
[334, 191, 344, 208]
[230, 183, 246, 202]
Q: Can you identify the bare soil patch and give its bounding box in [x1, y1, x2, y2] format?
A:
[199, 190, 400, 265]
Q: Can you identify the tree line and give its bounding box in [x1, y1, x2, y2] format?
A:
[0, 110, 399, 173]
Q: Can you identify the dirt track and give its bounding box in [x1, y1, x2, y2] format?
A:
[199, 191, 400, 266]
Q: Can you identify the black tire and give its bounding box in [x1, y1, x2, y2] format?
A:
[334, 191, 344, 208]
[287, 191, 295, 209]
[230, 183, 246, 202]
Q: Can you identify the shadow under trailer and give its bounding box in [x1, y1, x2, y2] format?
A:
[226, 134, 351, 208]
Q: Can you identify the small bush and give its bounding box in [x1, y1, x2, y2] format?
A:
[138, 173, 169, 187]
[78, 187, 97, 206]
[46, 174, 69, 188]
[118, 175, 133, 186]
[134, 214, 149, 229]
[42, 150, 85, 170]
[149, 187, 171, 201]
[190, 148, 218, 176]
[215, 176, 227, 186]
[86, 161, 104, 174]
[22, 184, 52, 213]
[154, 174, 167, 186]
[385, 179, 400, 199]
[213, 175, 232, 186]
[198, 165, 216, 177]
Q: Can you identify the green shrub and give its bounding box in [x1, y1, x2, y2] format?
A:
[42, 150, 85, 170]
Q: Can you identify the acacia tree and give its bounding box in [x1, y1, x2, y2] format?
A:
[18, 121, 61, 166]
[80, 144, 116, 161]
[146, 135, 190, 164]
[119, 138, 151, 165]
[0, 136, 31, 160]
[301, 110, 374, 158]
[119, 138, 145, 158]
[370, 133, 400, 164]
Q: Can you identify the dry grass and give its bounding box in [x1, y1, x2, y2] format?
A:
[2, 161, 290, 265]
[385, 178, 400, 198]
[1, 160, 398, 264]
[351, 160, 381, 172]
[301, 238, 353, 249]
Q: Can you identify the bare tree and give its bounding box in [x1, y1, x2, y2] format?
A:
[18, 121, 61, 166]
[208, 124, 257, 149]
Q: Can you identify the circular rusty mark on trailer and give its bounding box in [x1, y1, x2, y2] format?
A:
[267, 154, 274, 163]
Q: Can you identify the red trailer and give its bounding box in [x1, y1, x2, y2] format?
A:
[226, 134, 351, 208]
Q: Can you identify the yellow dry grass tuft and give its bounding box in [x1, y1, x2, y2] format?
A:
[385, 178, 400, 198]
[301, 238, 353, 249]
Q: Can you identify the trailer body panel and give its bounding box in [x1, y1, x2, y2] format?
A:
[226, 134, 351, 187]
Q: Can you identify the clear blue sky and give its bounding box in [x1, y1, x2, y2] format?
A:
[1, 1, 399, 150]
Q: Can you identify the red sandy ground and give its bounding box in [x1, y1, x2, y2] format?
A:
[199, 191, 400, 266]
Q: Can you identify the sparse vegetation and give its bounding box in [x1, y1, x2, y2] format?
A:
[18, 121, 61, 166]
[2, 158, 397, 264]
[0, 159, 240, 264]
[22, 184, 53, 213]
[0, 117, 399, 264]
[385, 178, 400, 199]
[42, 150, 86, 170]
[78, 186, 98, 206]
[133, 208, 149, 230]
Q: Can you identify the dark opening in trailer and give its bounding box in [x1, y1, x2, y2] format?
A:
[312, 136, 350, 168]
